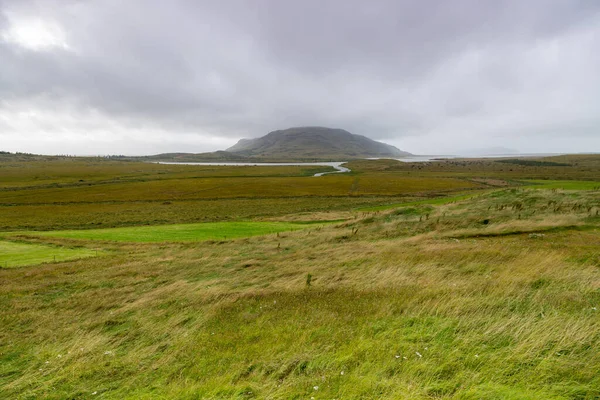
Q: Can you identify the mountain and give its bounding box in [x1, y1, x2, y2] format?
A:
[226, 127, 411, 159]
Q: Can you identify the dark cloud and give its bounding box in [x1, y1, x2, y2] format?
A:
[0, 0, 599, 155]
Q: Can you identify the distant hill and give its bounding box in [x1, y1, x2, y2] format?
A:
[226, 127, 411, 159]
[138, 151, 250, 162]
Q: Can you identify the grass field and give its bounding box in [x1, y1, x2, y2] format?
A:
[520, 179, 600, 190]
[1, 154, 600, 399]
[0, 159, 335, 188]
[357, 191, 490, 212]
[0, 240, 98, 268]
[345, 155, 600, 181]
[19, 221, 312, 243]
[358, 178, 600, 212]
[0, 174, 477, 205]
[0, 196, 423, 231]
[0, 158, 485, 231]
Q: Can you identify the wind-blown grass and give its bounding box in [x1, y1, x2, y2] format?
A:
[357, 191, 488, 211]
[1, 189, 599, 398]
[1, 157, 600, 398]
[520, 179, 600, 190]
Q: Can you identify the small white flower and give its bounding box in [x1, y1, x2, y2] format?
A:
[314, 385, 319, 390]
[45, 361, 49, 364]
[340, 371, 344, 375]
[57, 355, 62, 358]
[592, 307, 597, 311]
[395, 355, 400, 359]
[475, 354, 479, 358]
[92, 392, 97, 395]
[416, 352, 422, 358]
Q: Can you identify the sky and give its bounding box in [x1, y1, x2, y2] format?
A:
[1, 0, 599, 156]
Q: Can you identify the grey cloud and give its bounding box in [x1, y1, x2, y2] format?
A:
[0, 0, 599, 155]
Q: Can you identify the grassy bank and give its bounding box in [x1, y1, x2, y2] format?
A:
[519, 179, 600, 190]
[1, 188, 599, 398]
[1, 156, 600, 398]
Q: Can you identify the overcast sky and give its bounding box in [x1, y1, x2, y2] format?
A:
[1, 0, 599, 155]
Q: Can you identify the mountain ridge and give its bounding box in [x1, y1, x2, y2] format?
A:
[226, 126, 411, 159]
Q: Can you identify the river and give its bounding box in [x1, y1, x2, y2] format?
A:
[155, 161, 351, 176]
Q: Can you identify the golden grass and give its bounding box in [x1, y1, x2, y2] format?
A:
[0, 174, 477, 205]
[0, 196, 414, 231]
[0, 158, 482, 230]
[1, 189, 599, 398]
[346, 154, 600, 181]
[1, 158, 600, 398]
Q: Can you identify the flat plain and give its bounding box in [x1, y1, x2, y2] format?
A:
[0, 240, 98, 268]
[1, 154, 599, 399]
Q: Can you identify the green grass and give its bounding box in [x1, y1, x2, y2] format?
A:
[0, 159, 335, 188]
[1, 188, 599, 398]
[0, 160, 479, 231]
[0, 174, 476, 205]
[1, 156, 600, 398]
[521, 179, 600, 190]
[357, 179, 600, 214]
[345, 155, 600, 181]
[3, 156, 598, 231]
[23, 221, 312, 242]
[0, 196, 420, 231]
[357, 191, 487, 211]
[0, 240, 98, 268]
